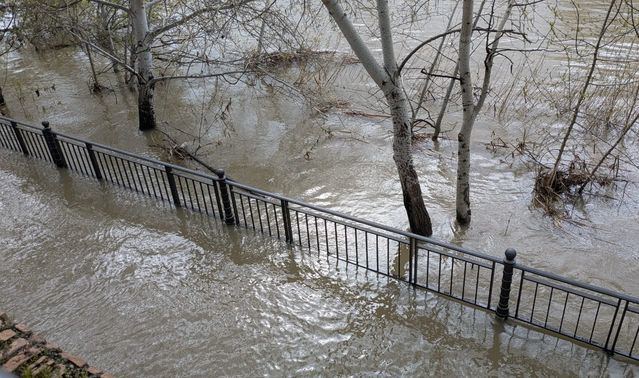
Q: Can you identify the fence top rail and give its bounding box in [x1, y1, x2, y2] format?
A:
[3, 115, 638, 306]
[52, 129, 222, 184]
[0, 116, 43, 132]
[229, 180, 505, 263]
[516, 264, 639, 304]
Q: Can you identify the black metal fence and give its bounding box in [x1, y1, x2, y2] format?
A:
[0, 115, 637, 363]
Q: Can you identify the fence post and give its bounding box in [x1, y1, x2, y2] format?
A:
[10, 121, 29, 155]
[85, 142, 102, 180]
[41, 121, 67, 168]
[164, 166, 181, 207]
[281, 199, 293, 243]
[215, 170, 236, 225]
[496, 248, 517, 319]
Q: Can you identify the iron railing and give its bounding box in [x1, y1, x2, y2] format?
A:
[0, 115, 637, 363]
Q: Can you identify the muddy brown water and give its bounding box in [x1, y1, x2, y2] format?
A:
[1, 0, 638, 375]
[1, 150, 637, 376]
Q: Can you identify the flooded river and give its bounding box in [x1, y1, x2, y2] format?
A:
[1, 150, 637, 376]
[0, 0, 638, 375]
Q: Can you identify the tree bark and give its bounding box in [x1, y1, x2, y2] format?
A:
[131, 0, 156, 131]
[386, 85, 433, 235]
[433, 0, 487, 140]
[456, 0, 475, 224]
[0, 86, 5, 106]
[322, 0, 433, 236]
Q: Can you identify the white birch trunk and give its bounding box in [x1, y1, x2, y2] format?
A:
[131, 0, 156, 130]
[456, 0, 475, 224]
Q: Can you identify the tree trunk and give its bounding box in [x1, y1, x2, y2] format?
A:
[322, 0, 433, 236]
[0, 86, 5, 106]
[131, 0, 156, 131]
[456, 0, 475, 225]
[433, 0, 487, 140]
[386, 85, 433, 236]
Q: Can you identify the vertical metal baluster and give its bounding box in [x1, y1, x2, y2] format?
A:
[474, 265, 480, 304]
[146, 166, 159, 199]
[605, 298, 623, 351]
[487, 261, 496, 309]
[531, 283, 539, 323]
[514, 270, 525, 319]
[199, 182, 209, 215]
[629, 320, 638, 358]
[239, 195, 248, 227]
[58, 143, 73, 170]
[25, 132, 42, 159]
[264, 202, 273, 236]
[0, 125, 12, 150]
[71, 144, 86, 174]
[305, 213, 310, 249]
[589, 302, 601, 343]
[461, 261, 468, 300]
[108, 155, 123, 186]
[334, 223, 339, 260]
[314, 216, 320, 254]
[178, 176, 190, 208]
[573, 297, 585, 338]
[344, 225, 348, 263]
[608, 300, 627, 353]
[365, 232, 369, 269]
[324, 219, 329, 255]
[559, 292, 570, 333]
[407, 239, 414, 283]
[128, 161, 142, 192]
[396, 241, 400, 279]
[35, 133, 50, 161]
[256, 200, 264, 233]
[544, 287, 554, 327]
[69, 144, 83, 173]
[190, 179, 202, 212]
[206, 183, 216, 216]
[354, 229, 358, 266]
[426, 250, 431, 289]
[386, 238, 392, 276]
[375, 235, 379, 273]
[160, 168, 173, 201]
[247, 197, 256, 230]
[138, 164, 152, 195]
[98, 153, 114, 183]
[450, 258, 455, 295]
[212, 180, 224, 219]
[273, 203, 281, 239]
[184, 178, 195, 209]
[118, 158, 133, 189]
[294, 212, 301, 246]
[437, 255, 442, 292]
[229, 185, 240, 226]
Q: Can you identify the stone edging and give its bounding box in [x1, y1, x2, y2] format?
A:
[0, 311, 112, 377]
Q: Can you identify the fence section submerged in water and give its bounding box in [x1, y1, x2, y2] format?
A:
[0, 115, 637, 362]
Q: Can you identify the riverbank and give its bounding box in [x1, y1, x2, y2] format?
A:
[0, 312, 110, 377]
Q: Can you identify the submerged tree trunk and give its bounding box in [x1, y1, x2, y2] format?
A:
[131, 0, 156, 131]
[0, 86, 5, 106]
[386, 85, 433, 235]
[456, 0, 511, 224]
[456, 0, 475, 224]
[322, 0, 433, 236]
